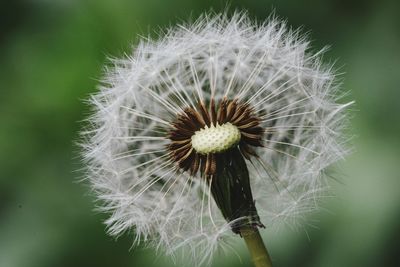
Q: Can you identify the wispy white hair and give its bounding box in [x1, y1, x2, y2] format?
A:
[81, 11, 351, 266]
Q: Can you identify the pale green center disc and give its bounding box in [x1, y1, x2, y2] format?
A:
[191, 122, 241, 154]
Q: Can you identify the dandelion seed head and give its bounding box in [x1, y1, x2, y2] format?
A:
[81, 11, 351, 266]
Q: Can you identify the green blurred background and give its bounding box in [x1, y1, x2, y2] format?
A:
[1, 0, 399, 266]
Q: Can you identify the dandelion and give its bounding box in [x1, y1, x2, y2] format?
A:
[81, 11, 351, 267]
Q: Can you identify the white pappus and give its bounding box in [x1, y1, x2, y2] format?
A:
[81, 11, 352, 266]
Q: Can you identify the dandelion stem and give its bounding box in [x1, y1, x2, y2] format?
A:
[240, 227, 273, 267]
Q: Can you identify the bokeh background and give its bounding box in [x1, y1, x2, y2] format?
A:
[1, 0, 399, 266]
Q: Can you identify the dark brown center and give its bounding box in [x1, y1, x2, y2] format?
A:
[167, 98, 264, 177]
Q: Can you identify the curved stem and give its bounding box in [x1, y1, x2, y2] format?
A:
[240, 227, 273, 267]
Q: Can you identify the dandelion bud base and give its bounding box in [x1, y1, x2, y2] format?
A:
[209, 147, 264, 233]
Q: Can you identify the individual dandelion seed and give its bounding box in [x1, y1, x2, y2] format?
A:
[81, 11, 352, 267]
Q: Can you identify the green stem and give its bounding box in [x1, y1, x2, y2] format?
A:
[240, 227, 273, 267]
